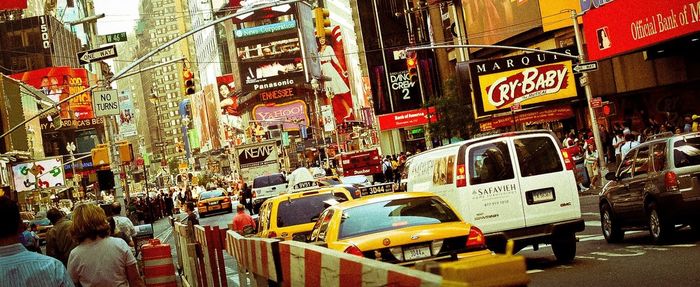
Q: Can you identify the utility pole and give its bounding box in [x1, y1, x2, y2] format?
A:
[571, 10, 608, 182]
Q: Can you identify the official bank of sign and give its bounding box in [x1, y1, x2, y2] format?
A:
[377, 107, 437, 131]
[583, 0, 700, 61]
[469, 49, 578, 118]
[252, 100, 309, 131]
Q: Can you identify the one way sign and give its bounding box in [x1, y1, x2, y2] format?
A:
[573, 61, 599, 74]
[77, 45, 118, 65]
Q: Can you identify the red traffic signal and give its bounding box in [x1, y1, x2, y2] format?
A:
[183, 69, 195, 95]
[406, 51, 418, 82]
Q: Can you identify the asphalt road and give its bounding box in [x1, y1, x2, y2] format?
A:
[157, 196, 700, 286]
[524, 194, 700, 287]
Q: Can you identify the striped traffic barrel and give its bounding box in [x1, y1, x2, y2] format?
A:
[142, 238, 177, 287]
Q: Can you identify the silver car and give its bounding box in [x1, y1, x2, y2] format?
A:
[600, 132, 700, 243]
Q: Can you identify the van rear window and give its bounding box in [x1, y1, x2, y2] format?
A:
[254, 174, 285, 188]
[674, 137, 700, 168]
[514, 137, 563, 177]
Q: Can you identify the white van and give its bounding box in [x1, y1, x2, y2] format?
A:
[405, 130, 584, 263]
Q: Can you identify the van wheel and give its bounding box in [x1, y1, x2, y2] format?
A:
[601, 203, 624, 243]
[552, 233, 576, 264]
[647, 202, 673, 244]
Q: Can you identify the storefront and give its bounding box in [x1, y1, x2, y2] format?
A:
[377, 107, 437, 154]
[582, 0, 700, 134]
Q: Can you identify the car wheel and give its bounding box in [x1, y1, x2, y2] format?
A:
[601, 203, 624, 243]
[647, 202, 672, 244]
[551, 232, 577, 264]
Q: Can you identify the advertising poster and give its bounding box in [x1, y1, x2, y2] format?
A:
[321, 105, 336, 132]
[252, 100, 309, 131]
[582, 0, 700, 61]
[461, 0, 542, 46]
[469, 49, 578, 117]
[238, 36, 305, 92]
[10, 67, 94, 120]
[320, 26, 356, 123]
[118, 90, 137, 137]
[217, 74, 240, 115]
[11, 158, 65, 192]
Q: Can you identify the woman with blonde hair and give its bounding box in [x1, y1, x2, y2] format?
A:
[67, 203, 145, 287]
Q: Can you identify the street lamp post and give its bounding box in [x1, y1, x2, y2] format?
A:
[150, 90, 166, 166]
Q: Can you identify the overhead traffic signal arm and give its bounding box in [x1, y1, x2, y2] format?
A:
[314, 8, 331, 38]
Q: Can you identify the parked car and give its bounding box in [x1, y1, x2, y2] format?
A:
[600, 132, 700, 243]
[404, 130, 584, 263]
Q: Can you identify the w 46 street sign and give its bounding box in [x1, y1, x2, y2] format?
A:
[104, 32, 127, 44]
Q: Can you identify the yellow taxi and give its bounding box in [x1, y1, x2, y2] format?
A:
[257, 186, 354, 241]
[309, 192, 492, 265]
[196, 188, 233, 217]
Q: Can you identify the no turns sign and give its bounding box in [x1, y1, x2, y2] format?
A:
[93, 89, 120, 117]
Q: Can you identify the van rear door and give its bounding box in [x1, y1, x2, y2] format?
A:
[511, 134, 581, 227]
[465, 139, 526, 233]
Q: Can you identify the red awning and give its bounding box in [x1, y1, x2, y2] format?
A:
[479, 105, 574, 132]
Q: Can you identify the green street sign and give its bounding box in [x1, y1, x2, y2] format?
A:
[282, 131, 290, 147]
[104, 32, 127, 44]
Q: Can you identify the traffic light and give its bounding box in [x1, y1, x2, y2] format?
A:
[406, 51, 418, 82]
[117, 141, 133, 163]
[183, 68, 195, 95]
[175, 142, 185, 153]
[314, 7, 331, 38]
[91, 144, 110, 167]
[602, 102, 616, 117]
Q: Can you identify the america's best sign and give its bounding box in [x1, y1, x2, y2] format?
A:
[469, 49, 578, 117]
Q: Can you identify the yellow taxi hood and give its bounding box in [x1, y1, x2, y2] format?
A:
[340, 221, 471, 250]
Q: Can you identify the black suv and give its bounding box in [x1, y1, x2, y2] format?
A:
[599, 132, 700, 243]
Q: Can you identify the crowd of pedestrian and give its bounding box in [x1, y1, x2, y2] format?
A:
[381, 152, 410, 183]
[0, 195, 146, 286]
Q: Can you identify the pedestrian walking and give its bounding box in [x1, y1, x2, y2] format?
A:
[111, 202, 136, 242]
[68, 203, 145, 287]
[382, 156, 394, 183]
[46, 208, 77, 267]
[239, 183, 254, 215]
[584, 143, 600, 189]
[0, 196, 74, 287]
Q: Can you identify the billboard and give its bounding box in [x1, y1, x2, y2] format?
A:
[252, 100, 309, 131]
[191, 85, 222, 151]
[377, 107, 437, 131]
[118, 90, 137, 137]
[582, 0, 700, 61]
[469, 49, 578, 117]
[11, 158, 65, 192]
[238, 36, 305, 92]
[216, 74, 239, 115]
[461, 0, 542, 46]
[538, 0, 581, 32]
[10, 67, 94, 120]
[320, 26, 356, 123]
[0, 0, 27, 11]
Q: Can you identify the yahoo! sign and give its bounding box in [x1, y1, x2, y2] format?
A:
[252, 100, 309, 131]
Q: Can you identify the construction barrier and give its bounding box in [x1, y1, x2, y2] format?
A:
[142, 239, 177, 287]
[194, 225, 228, 287]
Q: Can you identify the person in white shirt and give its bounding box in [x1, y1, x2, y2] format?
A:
[612, 130, 626, 167]
[620, 133, 640, 160]
[110, 202, 136, 240]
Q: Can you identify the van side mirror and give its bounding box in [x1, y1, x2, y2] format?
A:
[605, 172, 617, 181]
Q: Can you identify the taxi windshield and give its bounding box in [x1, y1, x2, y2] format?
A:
[277, 193, 336, 227]
[338, 196, 459, 239]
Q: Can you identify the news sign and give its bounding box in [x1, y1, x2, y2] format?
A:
[469, 50, 578, 117]
[582, 0, 700, 61]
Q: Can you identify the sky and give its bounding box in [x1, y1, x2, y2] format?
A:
[93, 0, 141, 35]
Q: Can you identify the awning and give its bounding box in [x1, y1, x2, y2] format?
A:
[479, 105, 574, 132]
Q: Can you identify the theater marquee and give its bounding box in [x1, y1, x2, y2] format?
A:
[469, 50, 578, 118]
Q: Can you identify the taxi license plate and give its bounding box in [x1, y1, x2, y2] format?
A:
[403, 245, 431, 261]
[528, 188, 555, 204]
[209, 205, 220, 211]
[208, 201, 219, 206]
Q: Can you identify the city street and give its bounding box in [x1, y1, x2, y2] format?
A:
[154, 194, 700, 286]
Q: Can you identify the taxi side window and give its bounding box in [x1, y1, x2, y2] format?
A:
[469, 141, 514, 185]
[311, 209, 334, 242]
[259, 202, 272, 231]
[633, 146, 650, 177]
[334, 192, 349, 203]
[618, 151, 635, 179]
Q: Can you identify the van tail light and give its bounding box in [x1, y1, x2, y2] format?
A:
[268, 231, 277, 238]
[344, 245, 364, 257]
[664, 171, 678, 192]
[562, 150, 574, 171]
[465, 226, 487, 250]
[456, 164, 467, 187]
